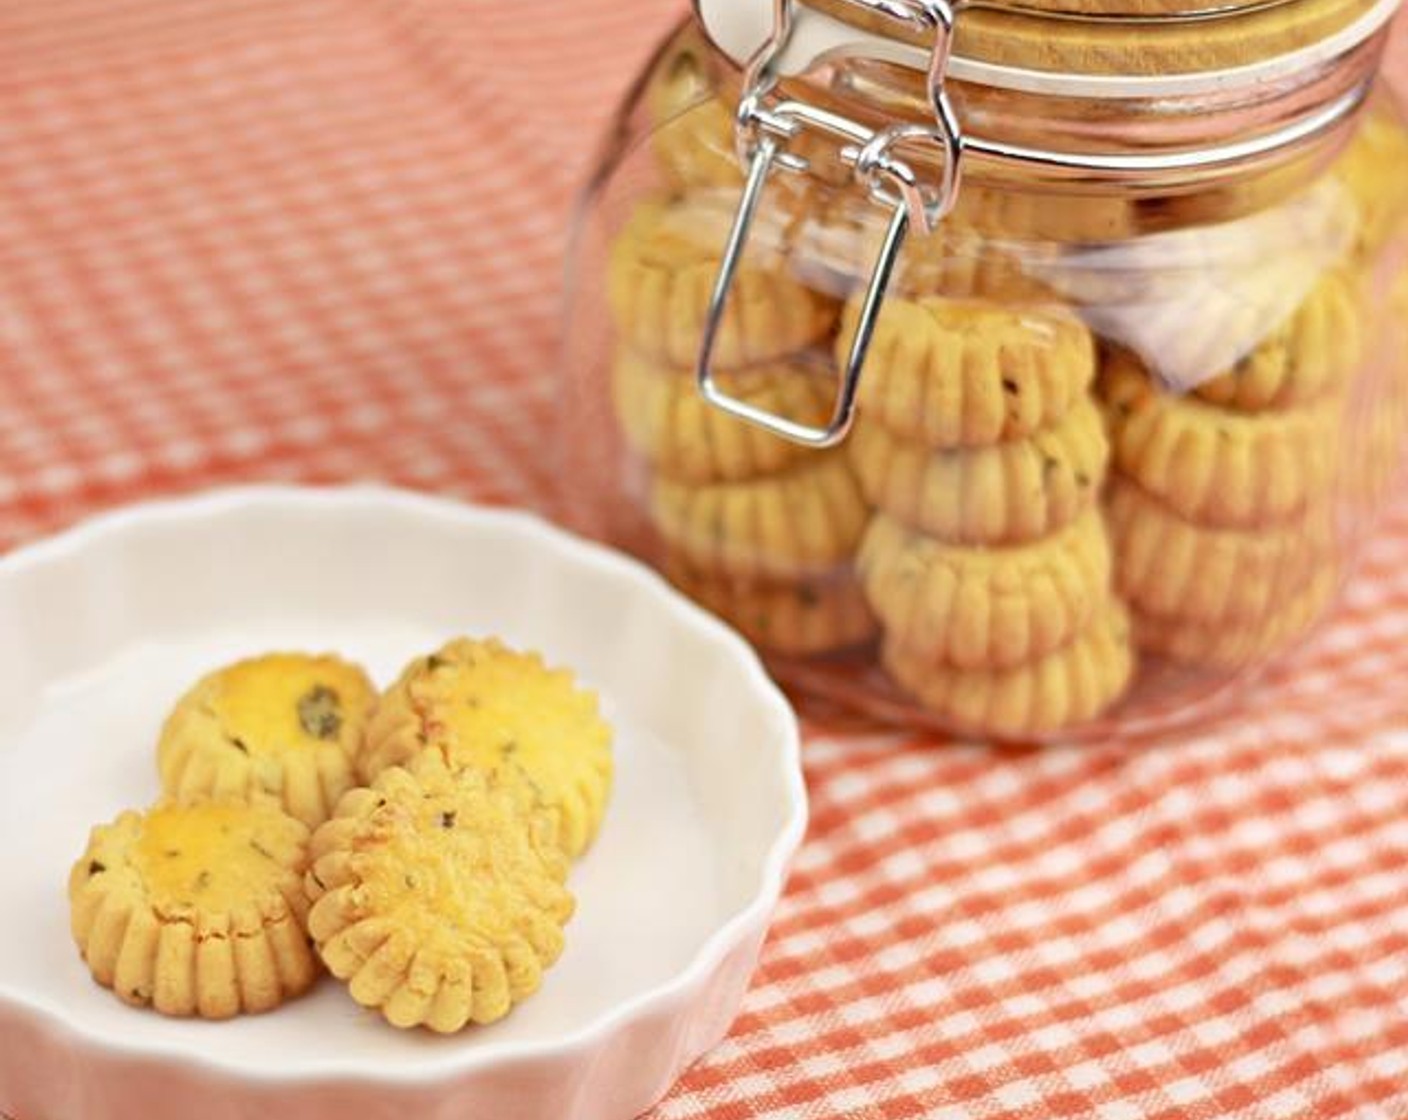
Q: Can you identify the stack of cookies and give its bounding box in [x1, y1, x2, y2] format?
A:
[843, 293, 1135, 737]
[1101, 268, 1362, 670]
[605, 196, 877, 656]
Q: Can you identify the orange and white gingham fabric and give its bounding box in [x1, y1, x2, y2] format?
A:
[3, 4, 1408, 1117]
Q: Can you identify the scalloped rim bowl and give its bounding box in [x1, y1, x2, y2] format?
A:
[0, 486, 806, 1120]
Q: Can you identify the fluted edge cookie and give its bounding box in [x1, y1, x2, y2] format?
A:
[1192, 269, 1364, 411]
[612, 349, 833, 484]
[849, 396, 1109, 545]
[651, 450, 871, 580]
[858, 507, 1114, 672]
[1107, 478, 1335, 625]
[664, 554, 878, 655]
[790, 191, 1059, 303]
[841, 295, 1097, 447]
[68, 799, 317, 1019]
[1102, 349, 1341, 528]
[359, 637, 614, 860]
[608, 198, 837, 369]
[882, 603, 1134, 739]
[157, 653, 377, 829]
[305, 752, 574, 1032]
[1133, 565, 1338, 670]
[644, 29, 744, 192]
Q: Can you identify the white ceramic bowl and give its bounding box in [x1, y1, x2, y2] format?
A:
[0, 486, 806, 1120]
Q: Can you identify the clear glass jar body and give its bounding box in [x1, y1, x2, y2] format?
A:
[560, 13, 1408, 740]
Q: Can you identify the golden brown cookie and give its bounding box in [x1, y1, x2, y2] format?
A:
[1133, 565, 1338, 670]
[951, 180, 1140, 244]
[359, 638, 613, 861]
[1191, 269, 1364, 411]
[1333, 96, 1408, 263]
[611, 348, 833, 484]
[157, 653, 377, 830]
[1106, 478, 1335, 626]
[643, 24, 743, 192]
[651, 451, 871, 580]
[664, 554, 877, 655]
[650, 97, 741, 190]
[839, 295, 1096, 447]
[68, 799, 317, 1019]
[608, 198, 837, 369]
[857, 507, 1114, 671]
[305, 751, 573, 1032]
[848, 396, 1108, 545]
[790, 190, 1059, 303]
[1101, 349, 1341, 528]
[881, 602, 1134, 739]
[642, 25, 837, 195]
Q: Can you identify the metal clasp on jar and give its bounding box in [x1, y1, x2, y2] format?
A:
[697, 0, 966, 447]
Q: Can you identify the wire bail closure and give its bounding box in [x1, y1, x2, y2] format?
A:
[696, 0, 966, 447]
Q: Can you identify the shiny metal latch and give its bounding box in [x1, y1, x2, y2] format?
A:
[697, 0, 967, 448]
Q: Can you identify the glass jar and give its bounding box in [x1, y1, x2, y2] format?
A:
[560, 0, 1408, 740]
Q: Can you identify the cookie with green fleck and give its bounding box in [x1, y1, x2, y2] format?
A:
[305, 751, 573, 1032]
[157, 653, 377, 829]
[650, 451, 871, 581]
[1101, 348, 1341, 527]
[836, 295, 1096, 448]
[664, 554, 877, 655]
[68, 798, 317, 1019]
[882, 602, 1134, 738]
[848, 396, 1108, 545]
[858, 506, 1114, 672]
[360, 638, 614, 860]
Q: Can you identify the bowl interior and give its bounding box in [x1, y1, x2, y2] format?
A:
[0, 487, 802, 1077]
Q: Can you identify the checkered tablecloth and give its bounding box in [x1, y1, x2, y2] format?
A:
[3, 3, 1408, 1117]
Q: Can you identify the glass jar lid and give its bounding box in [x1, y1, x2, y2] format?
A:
[698, 0, 1401, 90]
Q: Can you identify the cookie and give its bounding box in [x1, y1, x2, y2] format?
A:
[305, 751, 573, 1032]
[650, 451, 871, 580]
[643, 25, 742, 192]
[650, 98, 740, 190]
[839, 295, 1097, 447]
[643, 24, 839, 194]
[790, 191, 1058, 303]
[1134, 565, 1338, 670]
[359, 637, 613, 860]
[848, 396, 1108, 545]
[611, 349, 832, 483]
[881, 602, 1134, 739]
[857, 507, 1114, 671]
[68, 799, 317, 1019]
[1101, 349, 1341, 528]
[157, 653, 377, 829]
[1191, 269, 1364, 411]
[664, 554, 877, 655]
[608, 197, 837, 369]
[950, 180, 1140, 245]
[1106, 478, 1335, 625]
[1333, 96, 1408, 262]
